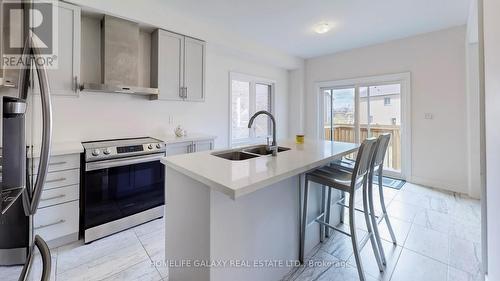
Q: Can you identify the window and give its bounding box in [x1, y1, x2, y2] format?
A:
[384, 97, 391, 106]
[230, 73, 274, 146]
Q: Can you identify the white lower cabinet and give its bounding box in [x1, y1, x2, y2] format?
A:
[31, 153, 81, 247]
[165, 138, 215, 156]
[193, 140, 214, 152]
[166, 141, 193, 156]
[34, 200, 79, 244]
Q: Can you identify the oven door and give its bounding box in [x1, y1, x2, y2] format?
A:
[83, 153, 165, 230]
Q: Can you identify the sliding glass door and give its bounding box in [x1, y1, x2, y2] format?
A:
[322, 87, 356, 143]
[321, 81, 405, 178]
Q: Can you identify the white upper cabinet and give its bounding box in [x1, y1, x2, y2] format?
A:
[152, 30, 205, 101]
[183, 37, 205, 101]
[33, 2, 81, 95]
[152, 30, 184, 100]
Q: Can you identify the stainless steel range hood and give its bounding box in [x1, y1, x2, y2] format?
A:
[80, 83, 159, 96]
[80, 15, 159, 98]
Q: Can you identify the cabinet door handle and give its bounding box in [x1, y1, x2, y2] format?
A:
[35, 219, 66, 230]
[184, 87, 188, 99]
[74, 76, 79, 93]
[179, 87, 184, 98]
[45, 177, 66, 184]
[40, 194, 66, 202]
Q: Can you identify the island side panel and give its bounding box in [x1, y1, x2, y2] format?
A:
[165, 167, 211, 281]
[210, 175, 301, 281]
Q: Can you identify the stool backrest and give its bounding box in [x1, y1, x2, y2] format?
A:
[373, 133, 391, 167]
[351, 137, 377, 188]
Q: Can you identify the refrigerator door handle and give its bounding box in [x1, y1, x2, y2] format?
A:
[18, 235, 52, 281]
[30, 41, 53, 215]
[18, 37, 53, 215]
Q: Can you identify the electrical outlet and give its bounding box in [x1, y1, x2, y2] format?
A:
[424, 113, 433, 120]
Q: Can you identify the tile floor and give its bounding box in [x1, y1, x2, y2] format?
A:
[283, 182, 483, 281]
[0, 182, 482, 281]
[0, 217, 167, 281]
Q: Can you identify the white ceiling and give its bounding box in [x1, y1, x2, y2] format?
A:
[159, 0, 470, 58]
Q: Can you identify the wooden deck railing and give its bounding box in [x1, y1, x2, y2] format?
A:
[325, 124, 401, 171]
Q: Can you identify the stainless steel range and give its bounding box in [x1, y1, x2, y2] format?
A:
[81, 137, 166, 243]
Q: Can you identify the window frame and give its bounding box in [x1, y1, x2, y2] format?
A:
[229, 72, 275, 147]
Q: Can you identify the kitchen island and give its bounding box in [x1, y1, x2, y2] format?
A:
[161, 139, 358, 281]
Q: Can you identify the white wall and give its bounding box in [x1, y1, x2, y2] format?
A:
[27, 0, 295, 148]
[465, 0, 483, 199]
[466, 42, 481, 199]
[483, 0, 500, 279]
[288, 66, 305, 136]
[304, 26, 468, 194]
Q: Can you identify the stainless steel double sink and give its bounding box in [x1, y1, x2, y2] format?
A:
[212, 145, 291, 161]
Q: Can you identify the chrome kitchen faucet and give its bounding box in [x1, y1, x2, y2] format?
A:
[248, 110, 278, 156]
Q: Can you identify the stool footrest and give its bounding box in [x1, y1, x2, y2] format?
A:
[315, 219, 351, 237]
[335, 197, 382, 220]
[314, 220, 372, 250]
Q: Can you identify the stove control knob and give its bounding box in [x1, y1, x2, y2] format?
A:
[103, 148, 111, 155]
[148, 144, 153, 150]
[156, 143, 162, 149]
[91, 149, 100, 156]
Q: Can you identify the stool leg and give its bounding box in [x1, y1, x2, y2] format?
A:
[339, 191, 345, 223]
[369, 171, 387, 266]
[378, 167, 397, 244]
[364, 178, 385, 271]
[325, 188, 332, 238]
[320, 186, 326, 243]
[349, 189, 366, 281]
[300, 178, 310, 264]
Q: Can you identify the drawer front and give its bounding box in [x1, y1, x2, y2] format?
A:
[34, 200, 79, 242]
[31, 169, 80, 190]
[38, 184, 79, 208]
[31, 154, 80, 174]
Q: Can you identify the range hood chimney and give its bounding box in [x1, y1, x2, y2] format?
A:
[80, 15, 159, 98]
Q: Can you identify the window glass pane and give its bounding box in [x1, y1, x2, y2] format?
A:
[332, 88, 355, 143]
[255, 83, 271, 138]
[369, 84, 401, 126]
[231, 80, 250, 141]
[367, 84, 401, 172]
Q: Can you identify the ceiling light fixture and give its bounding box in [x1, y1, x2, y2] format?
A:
[314, 22, 331, 34]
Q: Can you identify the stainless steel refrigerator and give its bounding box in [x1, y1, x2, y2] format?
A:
[0, 1, 53, 280]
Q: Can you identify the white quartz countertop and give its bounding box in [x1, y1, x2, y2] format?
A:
[161, 139, 358, 199]
[29, 141, 84, 158]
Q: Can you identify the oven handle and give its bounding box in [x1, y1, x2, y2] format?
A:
[85, 153, 165, 171]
